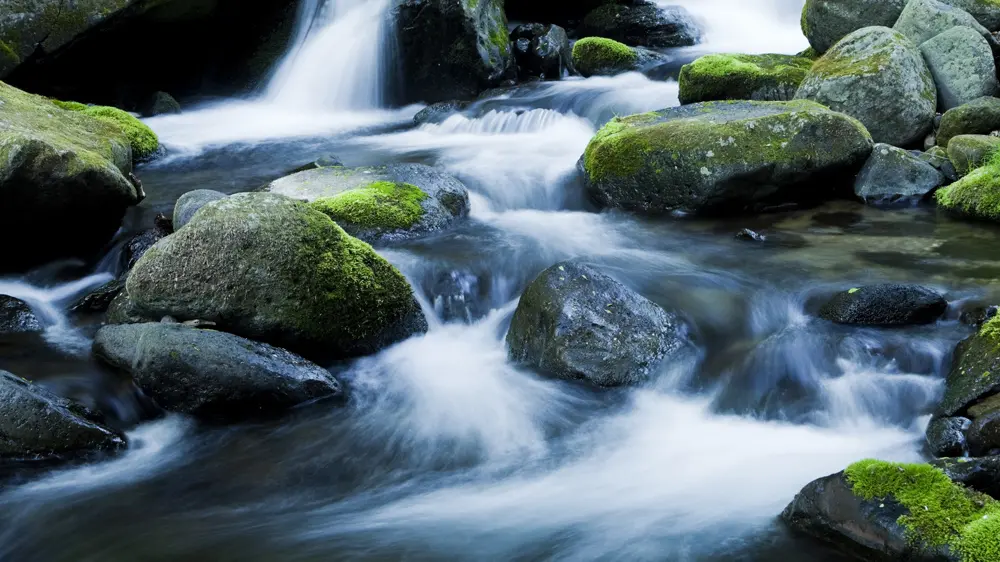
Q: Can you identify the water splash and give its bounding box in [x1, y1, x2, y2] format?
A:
[0, 274, 112, 354]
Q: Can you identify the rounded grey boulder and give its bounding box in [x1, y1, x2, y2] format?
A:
[506, 261, 688, 387]
[894, 0, 992, 47]
[173, 189, 226, 230]
[919, 26, 998, 111]
[818, 284, 948, 326]
[937, 96, 1000, 147]
[0, 295, 42, 335]
[94, 323, 342, 421]
[795, 26, 936, 147]
[853, 143, 945, 204]
[800, 0, 908, 54]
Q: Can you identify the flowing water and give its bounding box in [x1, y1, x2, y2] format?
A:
[3, 1, 1000, 560]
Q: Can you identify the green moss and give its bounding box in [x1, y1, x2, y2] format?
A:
[51, 100, 88, 111]
[937, 151, 1000, 221]
[980, 315, 1000, 341]
[678, 53, 813, 104]
[810, 48, 891, 79]
[310, 181, 428, 232]
[79, 106, 159, 160]
[572, 37, 637, 76]
[845, 459, 1000, 562]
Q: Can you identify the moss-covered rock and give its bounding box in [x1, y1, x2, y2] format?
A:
[936, 150, 1000, 220]
[800, 0, 908, 54]
[77, 105, 159, 160]
[577, 1, 700, 49]
[795, 26, 936, 147]
[919, 26, 998, 111]
[938, 97, 1000, 147]
[935, 315, 1000, 417]
[947, 135, 1000, 175]
[894, 0, 993, 47]
[394, 0, 513, 103]
[571, 37, 638, 77]
[784, 459, 1000, 562]
[678, 53, 814, 104]
[580, 100, 873, 216]
[124, 193, 428, 360]
[266, 163, 470, 243]
[0, 81, 141, 271]
[173, 189, 226, 230]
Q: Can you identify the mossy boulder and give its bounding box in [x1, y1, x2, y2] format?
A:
[93, 323, 342, 421]
[947, 135, 1000, 175]
[580, 100, 873, 216]
[571, 37, 638, 77]
[266, 163, 470, 243]
[938, 97, 1000, 147]
[173, 189, 226, 230]
[678, 54, 813, 104]
[854, 143, 946, 204]
[920, 26, 998, 111]
[782, 459, 1000, 562]
[123, 193, 428, 360]
[61, 104, 160, 161]
[577, 1, 700, 49]
[936, 151, 1000, 219]
[818, 284, 948, 326]
[894, 0, 993, 47]
[935, 316, 1000, 418]
[800, 0, 908, 54]
[0, 370, 125, 461]
[506, 261, 689, 387]
[0, 81, 141, 272]
[795, 26, 936, 147]
[394, 0, 513, 103]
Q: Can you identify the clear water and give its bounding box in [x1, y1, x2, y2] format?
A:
[3, 1, 1000, 560]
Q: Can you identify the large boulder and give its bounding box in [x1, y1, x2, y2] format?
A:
[506, 261, 688, 387]
[795, 26, 936, 147]
[947, 135, 1000, 175]
[580, 100, 873, 216]
[511, 24, 573, 80]
[818, 284, 948, 326]
[577, 1, 700, 49]
[0, 370, 125, 460]
[678, 54, 814, 104]
[854, 144, 945, 204]
[800, 0, 908, 55]
[0, 295, 42, 335]
[894, 0, 993, 47]
[941, 0, 1000, 29]
[123, 193, 428, 360]
[938, 97, 1000, 147]
[936, 151, 1000, 220]
[266, 163, 470, 243]
[394, 0, 513, 104]
[93, 323, 342, 421]
[0, 81, 141, 271]
[920, 26, 998, 111]
[782, 459, 999, 562]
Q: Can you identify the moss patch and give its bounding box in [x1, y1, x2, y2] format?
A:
[845, 459, 1000, 562]
[572, 37, 637, 76]
[937, 151, 1000, 221]
[79, 106, 159, 160]
[310, 181, 428, 232]
[678, 53, 813, 104]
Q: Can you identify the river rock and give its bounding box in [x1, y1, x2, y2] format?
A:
[926, 416, 972, 456]
[93, 323, 342, 421]
[918, 146, 960, 182]
[678, 53, 813, 104]
[0, 296, 42, 335]
[795, 26, 936, 147]
[0, 82, 141, 272]
[800, 0, 908, 54]
[581, 100, 872, 216]
[140, 91, 181, 117]
[934, 317, 1000, 421]
[506, 261, 688, 387]
[853, 143, 945, 204]
[173, 189, 227, 230]
[577, 1, 700, 49]
[948, 135, 1000, 175]
[940, 0, 1000, 29]
[511, 24, 573, 80]
[124, 193, 427, 360]
[266, 163, 470, 243]
[937, 153, 1000, 219]
[571, 37, 640, 77]
[920, 26, 998, 111]
[394, 0, 513, 103]
[818, 284, 948, 326]
[968, 411, 1000, 455]
[413, 101, 470, 125]
[0, 370, 125, 460]
[938, 97, 1000, 147]
[894, 0, 993, 47]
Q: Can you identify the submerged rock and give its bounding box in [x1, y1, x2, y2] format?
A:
[919, 26, 998, 111]
[946, 135, 1000, 175]
[800, 0, 908, 54]
[581, 100, 873, 216]
[124, 193, 427, 360]
[266, 163, 470, 243]
[795, 26, 936, 147]
[394, 0, 513, 103]
[571, 37, 639, 77]
[678, 53, 813, 104]
[0, 296, 42, 335]
[173, 189, 227, 230]
[818, 284, 948, 326]
[94, 323, 342, 421]
[853, 143, 945, 204]
[0, 82, 141, 272]
[0, 370, 125, 461]
[937, 97, 1000, 147]
[578, 1, 700, 48]
[506, 261, 688, 387]
[413, 101, 470, 125]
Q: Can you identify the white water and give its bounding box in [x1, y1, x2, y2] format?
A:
[668, 0, 808, 53]
[0, 274, 112, 353]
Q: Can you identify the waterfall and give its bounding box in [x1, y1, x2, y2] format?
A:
[266, 0, 396, 111]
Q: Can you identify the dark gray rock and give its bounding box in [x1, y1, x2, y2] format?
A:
[0, 370, 125, 460]
[0, 296, 42, 334]
[93, 323, 342, 421]
[735, 228, 767, 242]
[818, 284, 948, 326]
[800, 0, 908, 54]
[173, 189, 227, 230]
[926, 416, 971, 457]
[916, 146, 959, 182]
[933, 455, 1000, 498]
[968, 410, 1000, 455]
[413, 101, 471, 125]
[854, 143, 945, 204]
[511, 23, 573, 80]
[578, 1, 701, 48]
[141, 91, 181, 117]
[506, 261, 689, 387]
[70, 279, 125, 315]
